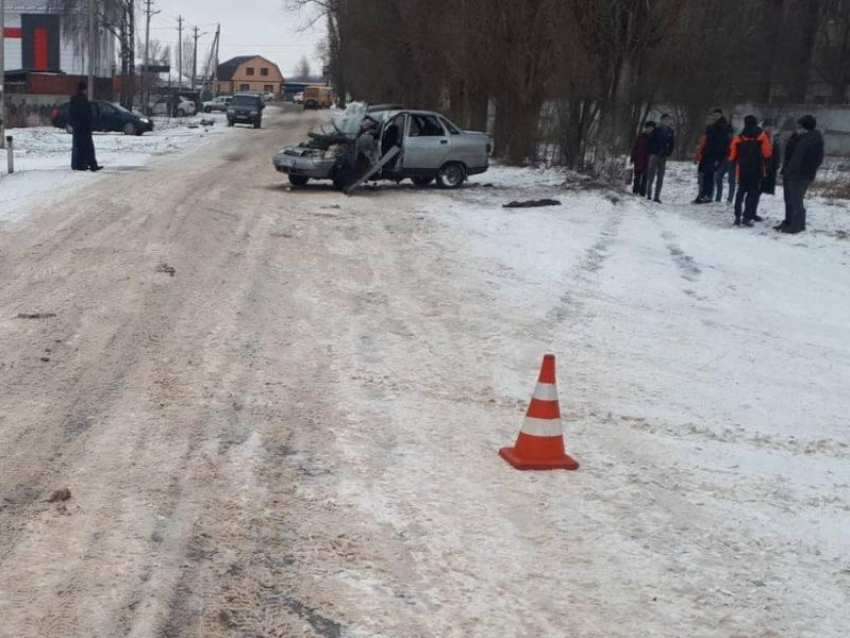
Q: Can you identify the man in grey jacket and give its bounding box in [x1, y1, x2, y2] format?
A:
[778, 115, 824, 234]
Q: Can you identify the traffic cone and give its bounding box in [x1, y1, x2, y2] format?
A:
[499, 354, 579, 471]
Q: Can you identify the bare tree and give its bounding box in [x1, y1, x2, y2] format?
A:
[294, 55, 312, 80]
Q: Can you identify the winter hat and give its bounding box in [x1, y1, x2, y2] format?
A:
[744, 115, 758, 127]
[798, 115, 817, 131]
[645, 120, 657, 129]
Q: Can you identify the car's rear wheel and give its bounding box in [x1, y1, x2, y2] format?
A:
[412, 176, 434, 187]
[289, 175, 309, 187]
[123, 122, 137, 136]
[436, 163, 466, 189]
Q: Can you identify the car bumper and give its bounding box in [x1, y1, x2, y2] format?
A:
[273, 153, 336, 178]
[228, 113, 260, 122]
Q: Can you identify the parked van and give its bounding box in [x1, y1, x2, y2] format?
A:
[303, 86, 334, 110]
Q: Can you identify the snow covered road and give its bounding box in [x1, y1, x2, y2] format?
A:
[0, 107, 848, 637]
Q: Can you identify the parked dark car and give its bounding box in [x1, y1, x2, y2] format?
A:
[51, 100, 154, 136]
[227, 93, 265, 128]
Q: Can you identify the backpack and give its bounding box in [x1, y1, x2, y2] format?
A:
[737, 135, 764, 179]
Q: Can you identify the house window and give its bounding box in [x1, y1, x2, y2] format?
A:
[264, 85, 274, 93]
[246, 67, 255, 76]
[240, 84, 250, 91]
[261, 68, 269, 76]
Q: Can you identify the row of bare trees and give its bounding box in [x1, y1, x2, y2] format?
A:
[289, 0, 850, 170]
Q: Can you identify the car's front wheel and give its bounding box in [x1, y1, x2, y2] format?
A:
[436, 163, 466, 189]
[227, 119, 234, 127]
[254, 119, 262, 129]
[204, 106, 212, 113]
[289, 175, 309, 187]
[123, 122, 137, 136]
[412, 176, 434, 187]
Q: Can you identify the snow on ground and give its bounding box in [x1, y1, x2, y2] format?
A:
[317, 161, 849, 636]
[0, 114, 230, 223]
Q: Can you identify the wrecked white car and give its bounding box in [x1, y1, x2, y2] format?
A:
[273, 102, 492, 190]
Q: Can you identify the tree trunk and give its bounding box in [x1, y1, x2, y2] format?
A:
[466, 87, 488, 132]
[830, 17, 850, 103]
[757, 0, 786, 103]
[493, 94, 542, 165]
[790, 0, 821, 103]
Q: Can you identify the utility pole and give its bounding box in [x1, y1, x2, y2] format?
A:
[143, 0, 161, 111]
[1, 0, 6, 150]
[214, 24, 221, 96]
[176, 15, 183, 88]
[191, 27, 207, 94]
[87, 0, 95, 98]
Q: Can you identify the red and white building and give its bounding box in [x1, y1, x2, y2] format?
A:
[3, 1, 113, 83]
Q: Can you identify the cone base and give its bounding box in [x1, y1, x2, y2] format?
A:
[499, 446, 579, 471]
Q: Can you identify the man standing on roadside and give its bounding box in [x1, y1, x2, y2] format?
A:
[69, 82, 102, 172]
[778, 115, 824, 234]
[728, 115, 772, 227]
[760, 118, 781, 197]
[694, 109, 730, 203]
[631, 121, 654, 196]
[645, 113, 675, 203]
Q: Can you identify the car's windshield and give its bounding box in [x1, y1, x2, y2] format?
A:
[110, 102, 132, 114]
[334, 102, 367, 135]
[232, 96, 259, 106]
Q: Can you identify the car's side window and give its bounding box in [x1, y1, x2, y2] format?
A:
[440, 117, 462, 135]
[409, 115, 445, 137]
[100, 104, 115, 116]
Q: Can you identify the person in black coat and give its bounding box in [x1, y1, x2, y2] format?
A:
[694, 109, 730, 203]
[69, 82, 102, 172]
[645, 113, 675, 203]
[777, 115, 824, 234]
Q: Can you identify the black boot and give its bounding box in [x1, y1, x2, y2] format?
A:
[743, 219, 754, 227]
[734, 217, 742, 227]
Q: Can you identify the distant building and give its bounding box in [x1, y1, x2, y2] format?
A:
[2, 1, 114, 126]
[2, 2, 113, 78]
[213, 56, 284, 96]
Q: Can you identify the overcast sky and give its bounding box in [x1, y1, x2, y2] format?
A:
[150, 0, 325, 78]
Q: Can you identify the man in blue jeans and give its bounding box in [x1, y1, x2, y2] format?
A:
[778, 115, 824, 234]
[645, 114, 675, 203]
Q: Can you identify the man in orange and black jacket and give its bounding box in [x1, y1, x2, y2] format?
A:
[728, 115, 772, 227]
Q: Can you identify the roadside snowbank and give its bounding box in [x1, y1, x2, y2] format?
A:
[314, 160, 849, 636]
[0, 114, 229, 223]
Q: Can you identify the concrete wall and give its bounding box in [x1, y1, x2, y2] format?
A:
[5, 94, 64, 128]
[732, 103, 850, 156]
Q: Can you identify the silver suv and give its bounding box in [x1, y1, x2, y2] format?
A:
[273, 103, 491, 189]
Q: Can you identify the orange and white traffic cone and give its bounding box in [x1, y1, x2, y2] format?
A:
[499, 354, 579, 471]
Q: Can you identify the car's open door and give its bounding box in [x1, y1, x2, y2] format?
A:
[378, 113, 406, 176]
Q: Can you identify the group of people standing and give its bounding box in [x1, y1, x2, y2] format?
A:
[630, 108, 825, 234]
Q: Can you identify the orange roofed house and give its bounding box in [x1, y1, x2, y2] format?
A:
[214, 56, 284, 96]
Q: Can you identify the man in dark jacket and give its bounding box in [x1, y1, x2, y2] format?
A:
[728, 115, 772, 226]
[630, 121, 654, 196]
[69, 82, 102, 172]
[694, 109, 729, 203]
[778, 115, 824, 234]
[645, 113, 675, 203]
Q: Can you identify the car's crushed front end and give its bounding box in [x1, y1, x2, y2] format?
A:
[273, 145, 346, 179]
